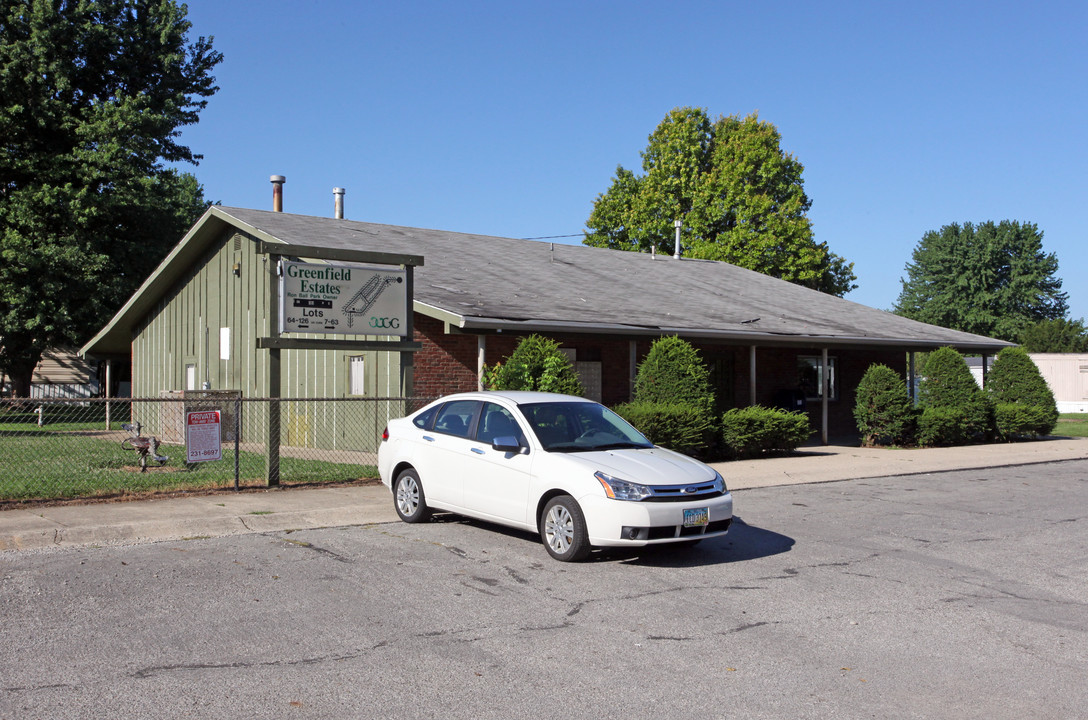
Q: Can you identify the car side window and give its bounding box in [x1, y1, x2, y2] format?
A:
[412, 405, 439, 430]
[476, 402, 526, 448]
[433, 400, 479, 438]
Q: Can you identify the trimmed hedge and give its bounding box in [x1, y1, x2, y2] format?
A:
[992, 403, 1056, 440]
[720, 406, 811, 459]
[612, 401, 714, 458]
[633, 336, 715, 415]
[917, 347, 991, 444]
[916, 406, 975, 447]
[986, 347, 1058, 440]
[854, 364, 917, 446]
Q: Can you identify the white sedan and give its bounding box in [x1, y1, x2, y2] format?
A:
[378, 391, 733, 561]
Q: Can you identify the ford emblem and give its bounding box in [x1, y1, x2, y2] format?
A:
[683, 486, 698, 494]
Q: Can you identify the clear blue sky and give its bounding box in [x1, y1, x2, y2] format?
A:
[176, 0, 1088, 321]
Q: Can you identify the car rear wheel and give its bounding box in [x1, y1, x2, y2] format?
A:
[540, 495, 590, 562]
[394, 468, 431, 523]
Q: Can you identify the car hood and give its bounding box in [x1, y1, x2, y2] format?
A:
[558, 446, 717, 486]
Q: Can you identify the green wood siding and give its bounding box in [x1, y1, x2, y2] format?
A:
[130, 229, 404, 448]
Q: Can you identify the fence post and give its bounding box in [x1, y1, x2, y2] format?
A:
[234, 395, 241, 491]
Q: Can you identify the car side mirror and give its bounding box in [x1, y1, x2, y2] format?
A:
[492, 436, 526, 454]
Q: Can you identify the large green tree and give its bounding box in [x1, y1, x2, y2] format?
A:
[1018, 318, 1088, 353]
[584, 107, 857, 296]
[0, 0, 221, 396]
[894, 221, 1068, 342]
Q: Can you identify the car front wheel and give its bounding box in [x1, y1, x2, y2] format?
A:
[540, 495, 590, 562]
[393, 468, 431, 523]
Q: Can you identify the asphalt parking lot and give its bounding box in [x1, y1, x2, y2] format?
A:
[3, 460, 1086, 720]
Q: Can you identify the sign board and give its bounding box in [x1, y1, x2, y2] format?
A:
[280, 261, 408, 337]
[186, 410, 222, 463]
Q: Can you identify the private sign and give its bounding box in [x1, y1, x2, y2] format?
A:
[186, 410, 221, 463]
[280, 261, 408, 337]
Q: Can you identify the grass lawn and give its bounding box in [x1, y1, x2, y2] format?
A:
[1055, 413, 1088, 438]
[0, 431, 377, 503]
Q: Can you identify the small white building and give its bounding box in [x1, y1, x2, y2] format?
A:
[1, 349, 103, 399]
[1030, 354, 1088, 413]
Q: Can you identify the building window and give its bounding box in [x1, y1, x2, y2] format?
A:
[349, 356, 366, 396]
[798, 356, 837, 401]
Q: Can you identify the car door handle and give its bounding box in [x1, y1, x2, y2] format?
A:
[470, 447, 485, 455]
[423, 435, 436, 442]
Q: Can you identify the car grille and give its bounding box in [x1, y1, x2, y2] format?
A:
[646, 518, 732, 540]
[642, 481, 725, 502]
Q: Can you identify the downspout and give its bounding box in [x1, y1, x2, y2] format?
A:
[478, 335, 486, 391]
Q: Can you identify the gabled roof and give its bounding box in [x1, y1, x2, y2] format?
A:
[82, 205, 1013, 357]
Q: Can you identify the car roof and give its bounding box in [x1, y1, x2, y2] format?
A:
[433, 391, 593, 405]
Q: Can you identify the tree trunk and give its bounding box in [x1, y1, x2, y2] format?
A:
[10, 370, 32, 398]
[0, 339, 43, 398]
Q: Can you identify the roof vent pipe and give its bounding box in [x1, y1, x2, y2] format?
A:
[333, 187, 345, 219]
[270, 175, 286, 212]
[673, 218, 682, 259]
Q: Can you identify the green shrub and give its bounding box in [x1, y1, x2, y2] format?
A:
[853, 364, 917, 446]
[986, 347, 1058, 439]
[633, 336, 715, 414]
[916, 406, 972, 446]
[917, 347, 991, 444]
[612, 401, 715, 457]
[992, 403, 1056, 440]
[720, 406, 811, 459]
[482, 335, 584, 395]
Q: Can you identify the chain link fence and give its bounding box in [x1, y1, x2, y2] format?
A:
[0, 396, 435, 503]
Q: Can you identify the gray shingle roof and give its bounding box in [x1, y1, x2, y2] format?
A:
[219, 207, 1010, 351]
[82, 205, 1014, 356]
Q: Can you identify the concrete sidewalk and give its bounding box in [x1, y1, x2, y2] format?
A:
[2, 437, 1085, 552]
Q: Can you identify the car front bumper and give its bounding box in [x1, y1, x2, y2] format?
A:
[579, 492, 734, 547]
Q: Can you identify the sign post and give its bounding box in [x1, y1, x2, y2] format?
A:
[186, 410, 222, 464]
[256, 242, 423, 488]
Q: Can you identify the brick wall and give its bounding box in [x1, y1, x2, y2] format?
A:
[413, 315, 908, 440]
[412, 314, 479, 397]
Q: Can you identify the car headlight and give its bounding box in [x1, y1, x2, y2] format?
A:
[713, 470, 728, 493]
[595, 471, 652, 501]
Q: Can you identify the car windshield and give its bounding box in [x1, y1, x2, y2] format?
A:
[518, 401, 653, 452]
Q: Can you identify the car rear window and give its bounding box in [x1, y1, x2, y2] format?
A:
[412, 405, 438, 430]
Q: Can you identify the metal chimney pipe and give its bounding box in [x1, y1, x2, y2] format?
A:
[673, 219, 682, 259]
[270, 175, 286, 212]
[333, 187, 345, 219]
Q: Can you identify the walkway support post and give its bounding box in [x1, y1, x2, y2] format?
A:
[821, 347, 830, 445]
[749, 346, 757, 406]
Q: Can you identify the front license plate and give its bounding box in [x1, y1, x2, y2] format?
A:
[683, 507, 709, 527]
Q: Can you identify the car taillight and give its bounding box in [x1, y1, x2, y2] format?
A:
[381, 427, 389, 441]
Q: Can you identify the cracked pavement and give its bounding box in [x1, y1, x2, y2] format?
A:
[2, 461, 1087, 719]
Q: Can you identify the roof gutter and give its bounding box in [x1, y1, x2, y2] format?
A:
[424, 312, 1014, 353]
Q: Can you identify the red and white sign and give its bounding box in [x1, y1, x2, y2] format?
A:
[186, 410, 222, 463]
